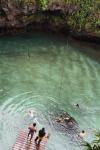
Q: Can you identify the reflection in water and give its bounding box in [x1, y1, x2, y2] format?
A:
[0, 32, 100, 150]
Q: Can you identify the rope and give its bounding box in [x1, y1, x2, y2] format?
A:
[58, 51, 65, 100]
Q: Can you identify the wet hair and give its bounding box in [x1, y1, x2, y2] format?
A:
[39, 128, 45, 137]
[74, 104, 79, 108]
[41, 128, 45, 132]
[82, 130, 85, 133]
[33, 123, 36, 127]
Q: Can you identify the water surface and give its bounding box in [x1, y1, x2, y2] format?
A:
[0, 32, 100, 150]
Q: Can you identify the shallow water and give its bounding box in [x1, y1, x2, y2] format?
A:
[0, 32, 100, 150]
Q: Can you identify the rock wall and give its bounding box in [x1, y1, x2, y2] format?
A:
[0, 0, 100, 43]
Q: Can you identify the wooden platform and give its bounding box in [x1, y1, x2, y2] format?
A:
[12, 130, 48, 150]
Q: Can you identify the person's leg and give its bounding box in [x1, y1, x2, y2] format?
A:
[35, 136, 38, 142]
[37, 139, 41, 146]
[30, 132, 34, 141]
[27, 131, 31, 138]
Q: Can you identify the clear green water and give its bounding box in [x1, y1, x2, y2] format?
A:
[0, 32, 100, 150]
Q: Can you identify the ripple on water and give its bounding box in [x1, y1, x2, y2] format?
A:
[0, 92, 84, 150]
[0, 33, 100, 150]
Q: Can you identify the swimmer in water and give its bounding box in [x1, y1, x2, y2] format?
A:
[26, 110, 40, 126]
[56, 115, 64, 123]
[74, 104, 80, 108]
[64, 117, 75, 126]
[27, 110, 34, 117]
[79, 130, 86, 138]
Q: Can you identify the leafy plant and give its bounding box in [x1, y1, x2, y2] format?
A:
[35, 0, 48, 10]
[83, 142, 93, 150]
[83, 131, 100, 150]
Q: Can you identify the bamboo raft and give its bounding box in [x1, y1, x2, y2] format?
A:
[12, 130, 48, 150]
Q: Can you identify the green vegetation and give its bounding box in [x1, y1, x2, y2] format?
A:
[83, 131, 100, 150]
[65, 0, 100, 33]
[14, 0, 48, 9]
[0, 0, 100, 36]
[68, 0, 93, 29]
[36, 0, 48, 9]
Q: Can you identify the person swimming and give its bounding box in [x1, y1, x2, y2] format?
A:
[64, 117, 72, 123]
[25, 110, 40, 127]
[56, 117, 63, 123]
[74, 104, 80, 108]
[79, 130, 86, 138]
[27, 110, 34, 118]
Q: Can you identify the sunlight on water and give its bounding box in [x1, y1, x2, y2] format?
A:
[0, 32, 100, 150]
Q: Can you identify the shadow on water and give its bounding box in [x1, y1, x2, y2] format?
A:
[67, 37, 100, 63]
[0, 30, 99, 62]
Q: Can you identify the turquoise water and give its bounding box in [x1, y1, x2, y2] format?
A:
[0, 32, 100, 150]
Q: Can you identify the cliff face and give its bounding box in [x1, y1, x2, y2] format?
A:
[0, 0, 100, 42]
[0, 1, 36, 27]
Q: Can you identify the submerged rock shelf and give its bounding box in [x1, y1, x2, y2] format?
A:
[51, 112, 83, 148]
[52, 112, 79, 135]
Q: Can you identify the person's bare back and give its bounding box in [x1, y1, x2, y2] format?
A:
[28, 123, 37, 141]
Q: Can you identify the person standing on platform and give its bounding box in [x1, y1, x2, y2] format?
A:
[27, 123, 37, 141]
[35, 128, 50, 146]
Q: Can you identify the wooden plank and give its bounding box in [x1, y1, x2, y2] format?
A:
[12, 130, 47, 150]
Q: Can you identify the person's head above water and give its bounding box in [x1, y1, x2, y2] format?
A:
[79, 130, 86, 138]
[82, 130, 85, 133]
[27, 110, 33, 117]
[76, 104, 79, 107]
[74, 103, 79, 108]
[33, 123, 36, 127]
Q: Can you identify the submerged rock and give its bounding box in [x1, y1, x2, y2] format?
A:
[50, 111, 83, 146]
[52, 112, 79, 134]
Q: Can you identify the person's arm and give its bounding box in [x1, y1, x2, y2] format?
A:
[34, 127, 37, 132]
[45, 133, 50, 139]
[28, 126, 32, 130]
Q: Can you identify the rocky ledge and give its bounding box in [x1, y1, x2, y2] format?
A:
[51, 112, 79, 134]
[0, 1, 100, 43]
[51, 111, 83, 145]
